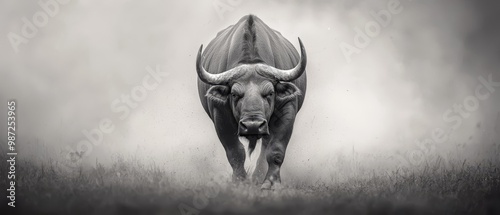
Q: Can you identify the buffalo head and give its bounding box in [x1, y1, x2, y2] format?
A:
[196, 38, 307, 140]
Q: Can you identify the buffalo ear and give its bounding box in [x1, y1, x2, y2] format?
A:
[206, 85, 230, 105]
[275, 82, 302, 103]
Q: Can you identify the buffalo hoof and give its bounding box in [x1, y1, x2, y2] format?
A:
[232, 173, 246, 182]
[261, 180, 272, 190]
[260, 179, 283, 190]
[272, 182, 283, 190]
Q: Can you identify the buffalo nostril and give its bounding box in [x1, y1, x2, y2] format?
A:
[258, 120, 269, 134]
[258, 120, 267, 129]
[239, 121, 248, 130]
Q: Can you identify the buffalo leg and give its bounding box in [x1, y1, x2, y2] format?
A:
[212, 109, 247, 181]
[261, 103, 297, 190]
[223, 139, 247, 181]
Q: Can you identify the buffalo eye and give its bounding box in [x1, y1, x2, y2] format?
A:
[231, 93, 240, 100]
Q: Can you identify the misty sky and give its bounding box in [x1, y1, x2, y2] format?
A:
[0, 0, 499, 183]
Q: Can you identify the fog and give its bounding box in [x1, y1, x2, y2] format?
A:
[0, 0, 499, 184]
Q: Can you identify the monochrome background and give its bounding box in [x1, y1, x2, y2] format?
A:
[0, 0, 499, 185]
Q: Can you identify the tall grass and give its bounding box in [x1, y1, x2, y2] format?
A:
[1, 153, 499, 215]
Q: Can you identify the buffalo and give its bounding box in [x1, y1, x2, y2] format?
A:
[196, 15, 307, 189]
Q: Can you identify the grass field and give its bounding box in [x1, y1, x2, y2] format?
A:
[1, 155, 500, 215]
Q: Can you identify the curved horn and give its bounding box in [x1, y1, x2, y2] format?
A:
[259, 38, 307, 82]
[196, 45, 243, 85]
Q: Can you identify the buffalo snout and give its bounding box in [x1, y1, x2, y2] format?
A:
[239, 118, 269, 136]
